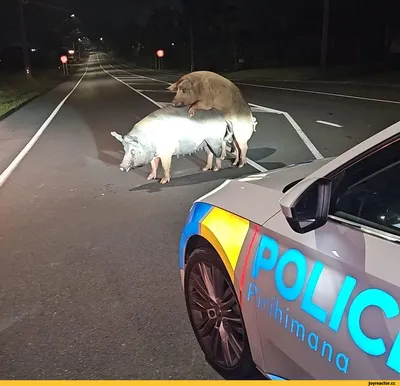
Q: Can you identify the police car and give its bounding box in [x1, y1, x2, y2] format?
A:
[179, 120, 400, 380]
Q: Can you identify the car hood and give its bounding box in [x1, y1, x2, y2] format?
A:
[195, 157, 334, 226]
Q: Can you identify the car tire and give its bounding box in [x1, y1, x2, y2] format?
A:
[184, 246, 259, 379]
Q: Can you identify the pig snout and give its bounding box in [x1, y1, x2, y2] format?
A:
[119, 154, 133, 172]
[119, 165, 131, 172]
[172, 97, 184, 107]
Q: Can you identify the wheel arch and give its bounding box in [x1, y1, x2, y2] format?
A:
[184, 232, 235, 282]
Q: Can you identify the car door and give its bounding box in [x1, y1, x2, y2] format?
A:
[246, 135, 400, 380]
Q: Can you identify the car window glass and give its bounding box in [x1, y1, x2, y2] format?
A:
[329, 138, 400, 237]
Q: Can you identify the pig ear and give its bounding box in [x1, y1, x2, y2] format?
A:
[124, 135, 140, 145]
[167, 81, 179, 92]
[180, 78, 192, 89]
[110, 131, 124, 143]
[167, 76, 189, 91]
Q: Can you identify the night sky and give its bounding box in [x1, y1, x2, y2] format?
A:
[0, 0, 181, 48]
[67, 0, 181, 28]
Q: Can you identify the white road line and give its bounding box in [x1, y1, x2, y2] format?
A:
[117, 76, 143, 80]
[249, 103, 323, 159]
[0, 61, 89, 189]
[98, 55, 164, 108]
[237, 82, 400, 105]
[195, 179, 232, 202]
[284, 113, 323, 159]
[99, 54, 171, 86]
[236, 78, 400, 89]
[316, 120, 343, 128]
[135, 89, 172, 93]
[98, 54, 268, 173]
[248, 103, 283, 115]
[243, 159, 268, 172]
[125, 81, 164, 84]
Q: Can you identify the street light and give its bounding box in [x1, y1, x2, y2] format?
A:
[62, 13, 76, 24]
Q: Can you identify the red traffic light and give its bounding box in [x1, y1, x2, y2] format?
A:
[60, 55, 68, 64]
[156, 49, 164, 58]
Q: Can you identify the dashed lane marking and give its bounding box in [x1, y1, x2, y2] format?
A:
[316, 120, 343, 128]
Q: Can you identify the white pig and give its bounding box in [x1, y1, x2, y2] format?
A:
[111, 105, 233, 184]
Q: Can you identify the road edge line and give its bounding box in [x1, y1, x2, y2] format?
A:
[0, 62, 89, 189]
[236, 82, 400, 105]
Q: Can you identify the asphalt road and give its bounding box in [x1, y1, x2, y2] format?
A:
[0, 53, 399, 380]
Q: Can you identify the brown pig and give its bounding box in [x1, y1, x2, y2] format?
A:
[167, 70, 257, 168]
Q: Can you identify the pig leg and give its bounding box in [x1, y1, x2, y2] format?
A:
[188, 100, 213, 118]
[214, 157, 222, 171]
[202, 146, 214, 171]
[147, 157, 160, 180]
[220, 141, 227, 160]
[232, 139, 241, 166]
[238, 142, 249, 168]
[160, 155, 172, 184]
[222, 121, 234, 160]
[203, 146, 222, 172]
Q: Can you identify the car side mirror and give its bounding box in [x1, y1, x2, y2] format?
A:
[279, 177, 332, 234]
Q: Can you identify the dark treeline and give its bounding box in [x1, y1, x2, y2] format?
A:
[1, 0, 399, 73]
[110, 0, 400, 72]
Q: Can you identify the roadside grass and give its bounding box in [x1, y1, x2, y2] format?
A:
[223, 66, 400, 85]
[0, 68, 67, 118]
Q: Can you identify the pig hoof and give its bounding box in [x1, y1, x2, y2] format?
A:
[147, 173, 157, 180]
[160, 177, 170, 184]
[238, 163, 245, 168]
[202, 166, 212, 171]
[213, 166, 220, 171]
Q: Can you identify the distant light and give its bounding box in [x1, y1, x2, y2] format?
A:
[71, 14, 75, 17]
[156, 49, 164, 58]
[78, 38, 82, 42]
[31, 48, 37, 52]
[171, 42, 175, 46]
[100, 37, 103, 41]
[68, 49, 75, 54]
